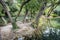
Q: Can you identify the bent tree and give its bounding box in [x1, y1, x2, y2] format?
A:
[0, 0, 18, 29]
[0, 0, 31, 29]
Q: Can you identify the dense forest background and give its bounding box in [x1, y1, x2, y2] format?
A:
[0, 0, 60, 40]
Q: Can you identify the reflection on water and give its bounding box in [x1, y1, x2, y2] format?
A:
[42, 27, 60, 40]
[17, 27, 60, 40]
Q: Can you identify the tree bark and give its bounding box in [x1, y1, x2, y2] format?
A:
[23, 7, 28, 22]
[36, 1, 47, 26]
[0, 0, 18, 29]
[0, 0, 13, 23]
[15, 0, 30, 21]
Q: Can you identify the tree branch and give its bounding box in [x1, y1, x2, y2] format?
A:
[0, 0, 13, 23]
[0, 0, 19, 29]
[35, 1, 47, 26]
[15, 0, 30, 22]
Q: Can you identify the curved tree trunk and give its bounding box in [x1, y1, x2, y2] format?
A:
[0, 0, 18, 29]
[0, 0, 13, 23]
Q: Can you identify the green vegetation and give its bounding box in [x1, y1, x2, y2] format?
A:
[0, 0, 60, 40]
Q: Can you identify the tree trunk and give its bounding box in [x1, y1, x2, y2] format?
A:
[36, 1, 47, 26]
[23, 7, 28, 23]
[0, 0, 18, 29]
[30, 11, 33, 21]
[15, 0, 31, 21]
[0, 0, 13, 23]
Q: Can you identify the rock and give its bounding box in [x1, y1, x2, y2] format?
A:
[0, 21, 35, 40]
